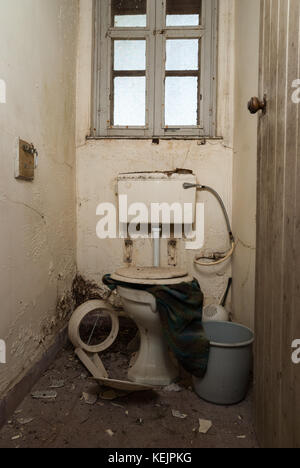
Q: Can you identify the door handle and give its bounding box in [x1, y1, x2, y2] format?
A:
[247, 96, 267, 114]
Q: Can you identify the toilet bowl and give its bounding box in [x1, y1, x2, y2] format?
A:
[113, 172, 197, 386]
[112, 267, 193, 386]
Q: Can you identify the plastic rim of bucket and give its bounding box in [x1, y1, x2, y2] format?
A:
[205, 321, 254, 348]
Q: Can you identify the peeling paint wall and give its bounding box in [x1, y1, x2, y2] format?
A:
[76, 0, 235, 309]
[232, 0, 260, 329]
[0, 0, 78, 395]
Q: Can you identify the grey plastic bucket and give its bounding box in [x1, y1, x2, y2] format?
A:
[193, 321, 254, 405]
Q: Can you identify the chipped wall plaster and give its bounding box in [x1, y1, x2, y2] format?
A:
[0, 0, 79, 396]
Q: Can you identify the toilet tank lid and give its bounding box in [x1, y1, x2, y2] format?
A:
[114, 267, 189, 281]
[118, 170, 195, 182]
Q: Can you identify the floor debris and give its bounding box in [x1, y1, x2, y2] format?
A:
[17, 418, 34, 426]
[198, 419, 213, 434]
[106, 429, 114, 437]
[172, 409, 188, 420]
[82, 392, 98, 406]
[111, 403, 125, 409]
[49, 380, 65, 389]
[0, 344, 258, 448]
[136, 418, 144, 425]
[163, 383, 182, 393]
[31, 391, 57, 400]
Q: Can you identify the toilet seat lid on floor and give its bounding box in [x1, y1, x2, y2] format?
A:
[111, 267, 193, 286]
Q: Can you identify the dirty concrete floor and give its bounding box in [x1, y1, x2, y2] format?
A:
[0, 321, 258, 449]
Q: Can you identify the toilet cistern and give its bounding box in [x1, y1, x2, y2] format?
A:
[117, 170, 197, 266]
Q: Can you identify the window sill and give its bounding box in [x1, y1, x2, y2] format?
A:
[86, 136, 223, 142]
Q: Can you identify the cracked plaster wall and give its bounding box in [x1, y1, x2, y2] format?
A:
[0, 0, 79, 395]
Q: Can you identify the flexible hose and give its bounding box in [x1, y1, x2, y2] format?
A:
[220, 277, 233, 306]
[183, 183, 236, 267]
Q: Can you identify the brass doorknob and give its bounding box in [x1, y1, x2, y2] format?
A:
[248, 96, 267, 114]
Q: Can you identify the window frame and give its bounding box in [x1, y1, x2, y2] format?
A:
[92, 0, 218, 138]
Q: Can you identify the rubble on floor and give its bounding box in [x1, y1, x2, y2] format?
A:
[0, 319, 258, 448]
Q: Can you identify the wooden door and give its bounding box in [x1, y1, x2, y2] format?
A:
[255, 0, 300, 448]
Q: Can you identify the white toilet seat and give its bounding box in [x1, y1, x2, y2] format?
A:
[111, 266, 193, 286]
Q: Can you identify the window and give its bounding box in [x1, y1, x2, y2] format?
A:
[93, 0, 217, 138]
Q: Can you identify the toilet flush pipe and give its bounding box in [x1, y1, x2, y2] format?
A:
[183, 183, 236, 267]
[152, 226, 161, 268]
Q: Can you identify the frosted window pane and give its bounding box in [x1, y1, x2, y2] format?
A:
[114, 77, 146, 126]
[165, 77, 198, 126]
[166, 15, 199, 27]
[166, 40, 198, 71]
[114, 40, 146, 71]
[166, 0, 201, 26]
[114, 15, 146, 27]
[112, 0, 147, 27]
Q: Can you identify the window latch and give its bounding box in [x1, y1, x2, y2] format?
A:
[153, 29, 165, 35]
